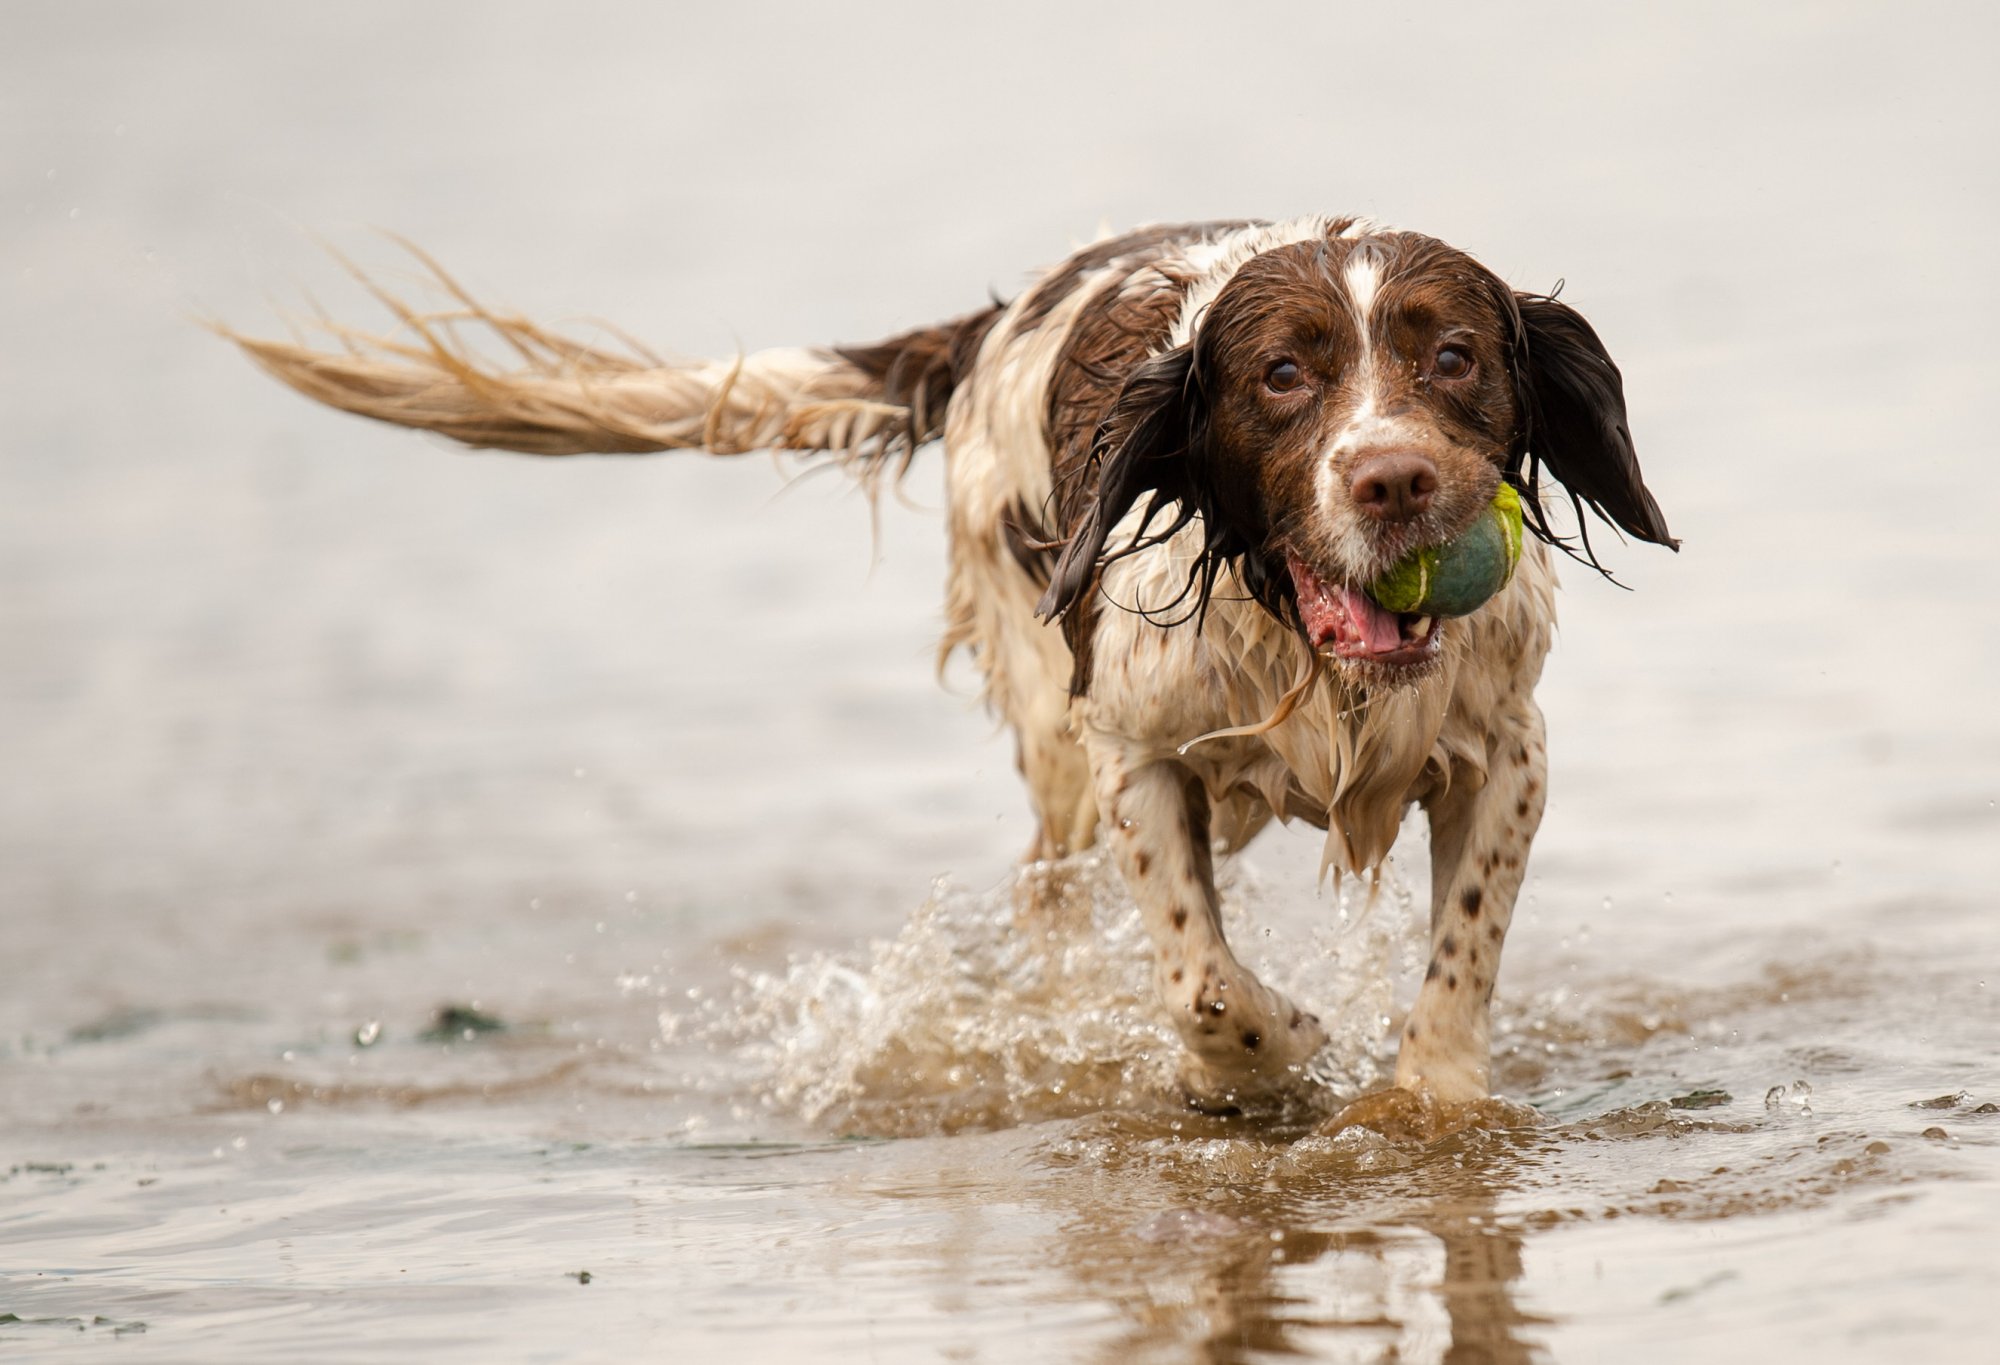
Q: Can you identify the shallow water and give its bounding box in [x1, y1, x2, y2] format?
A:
[5, 2, 1998, 1361]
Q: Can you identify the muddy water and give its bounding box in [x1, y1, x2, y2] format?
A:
[5, 3, 1998, 1361]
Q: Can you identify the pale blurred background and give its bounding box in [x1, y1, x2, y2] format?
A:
[6, 1, 1992, 1005]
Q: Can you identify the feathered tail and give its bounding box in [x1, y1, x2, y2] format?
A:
[218, 241, 1000, 479]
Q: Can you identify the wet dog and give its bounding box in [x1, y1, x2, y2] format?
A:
[230, 218, 1675, 1114]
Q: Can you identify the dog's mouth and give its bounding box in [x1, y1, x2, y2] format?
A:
[1284, 551, 1442, 667]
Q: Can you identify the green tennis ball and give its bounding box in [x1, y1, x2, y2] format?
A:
[1368, 483, 1525, 617]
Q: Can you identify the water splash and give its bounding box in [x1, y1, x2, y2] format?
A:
[676, 849, 1427, 1136]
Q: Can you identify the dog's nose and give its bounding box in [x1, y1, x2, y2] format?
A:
[1348, 452, 1439, 521]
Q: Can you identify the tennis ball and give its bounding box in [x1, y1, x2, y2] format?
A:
[1368, 483, 1524, 617]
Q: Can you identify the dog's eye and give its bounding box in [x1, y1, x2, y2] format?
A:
[1264, 359, 1304, 393]
[1433, 345, 1473, 380]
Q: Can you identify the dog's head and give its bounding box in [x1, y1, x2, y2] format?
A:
[1039, 227, 1675, 684]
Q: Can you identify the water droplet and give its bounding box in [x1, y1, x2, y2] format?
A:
[1764, 1085, 1785, 1108]
[354, 1020, 381, 1047]
[266, 1099, 284, 1115]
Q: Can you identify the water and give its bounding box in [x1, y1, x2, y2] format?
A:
[5, 2, 1998, 1360]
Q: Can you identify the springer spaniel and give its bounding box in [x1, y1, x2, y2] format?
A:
[231, 217, 1675, 1119]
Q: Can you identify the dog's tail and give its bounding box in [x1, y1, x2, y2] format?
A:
[219, 243, 1001, 479]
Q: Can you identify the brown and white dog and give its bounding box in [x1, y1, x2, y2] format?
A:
[231, 217, 1675, 1116]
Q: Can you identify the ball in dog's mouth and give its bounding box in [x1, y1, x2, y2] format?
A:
[1285, 551, 1444, 667]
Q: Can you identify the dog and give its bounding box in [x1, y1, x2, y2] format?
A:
[229, 217, 1675, 1117]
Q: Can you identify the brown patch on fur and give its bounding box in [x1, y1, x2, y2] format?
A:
[1037, 232, 1205, 691]
[1014, 223, 1230, 334]
[1461, 885, 1483, 918]
[837, 306, 1002, 452]
[998, 497, 1055, 586]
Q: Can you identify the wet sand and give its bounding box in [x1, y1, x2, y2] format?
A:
[5, 3, 1998, 1360]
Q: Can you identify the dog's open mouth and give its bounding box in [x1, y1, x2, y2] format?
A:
[1285, 551, 1442, 667]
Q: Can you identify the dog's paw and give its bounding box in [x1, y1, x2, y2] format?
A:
[1175, 992, 1330, 1113]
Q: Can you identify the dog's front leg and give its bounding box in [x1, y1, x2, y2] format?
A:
[1393, 701, 1547, 1104]
[1089, 743, 1329, 1107]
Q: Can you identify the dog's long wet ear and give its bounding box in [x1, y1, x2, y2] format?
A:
[1514, 293, 1678, 550]
[1036, 345, 1197, 623]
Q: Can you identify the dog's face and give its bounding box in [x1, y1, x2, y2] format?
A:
[1041, 226, 1675, 687]
[1191, 235, 1523, 675]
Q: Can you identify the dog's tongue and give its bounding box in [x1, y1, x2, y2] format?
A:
[1286, 552, 1403, 655]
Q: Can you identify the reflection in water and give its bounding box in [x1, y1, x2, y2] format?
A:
[1427, 1202, 1539, 1365]
[1031, 1116, 1548, 1364]
[1072, 1194, 1540, 1363]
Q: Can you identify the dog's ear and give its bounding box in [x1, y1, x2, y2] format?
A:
[1513, 293, 1678, 551]
[1036, 344, 1198, 623]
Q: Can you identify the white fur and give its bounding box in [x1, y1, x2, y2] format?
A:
[1343, 251, 1383, 329]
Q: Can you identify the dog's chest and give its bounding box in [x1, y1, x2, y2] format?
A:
[1085, 535, 1558, 869]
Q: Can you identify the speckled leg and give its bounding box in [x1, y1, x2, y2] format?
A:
[1090, 745, 1329, 1106]
[1394, 702, 1547, 1103]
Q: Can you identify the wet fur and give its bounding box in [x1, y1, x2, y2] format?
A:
[227, 218, 1673, 1113]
